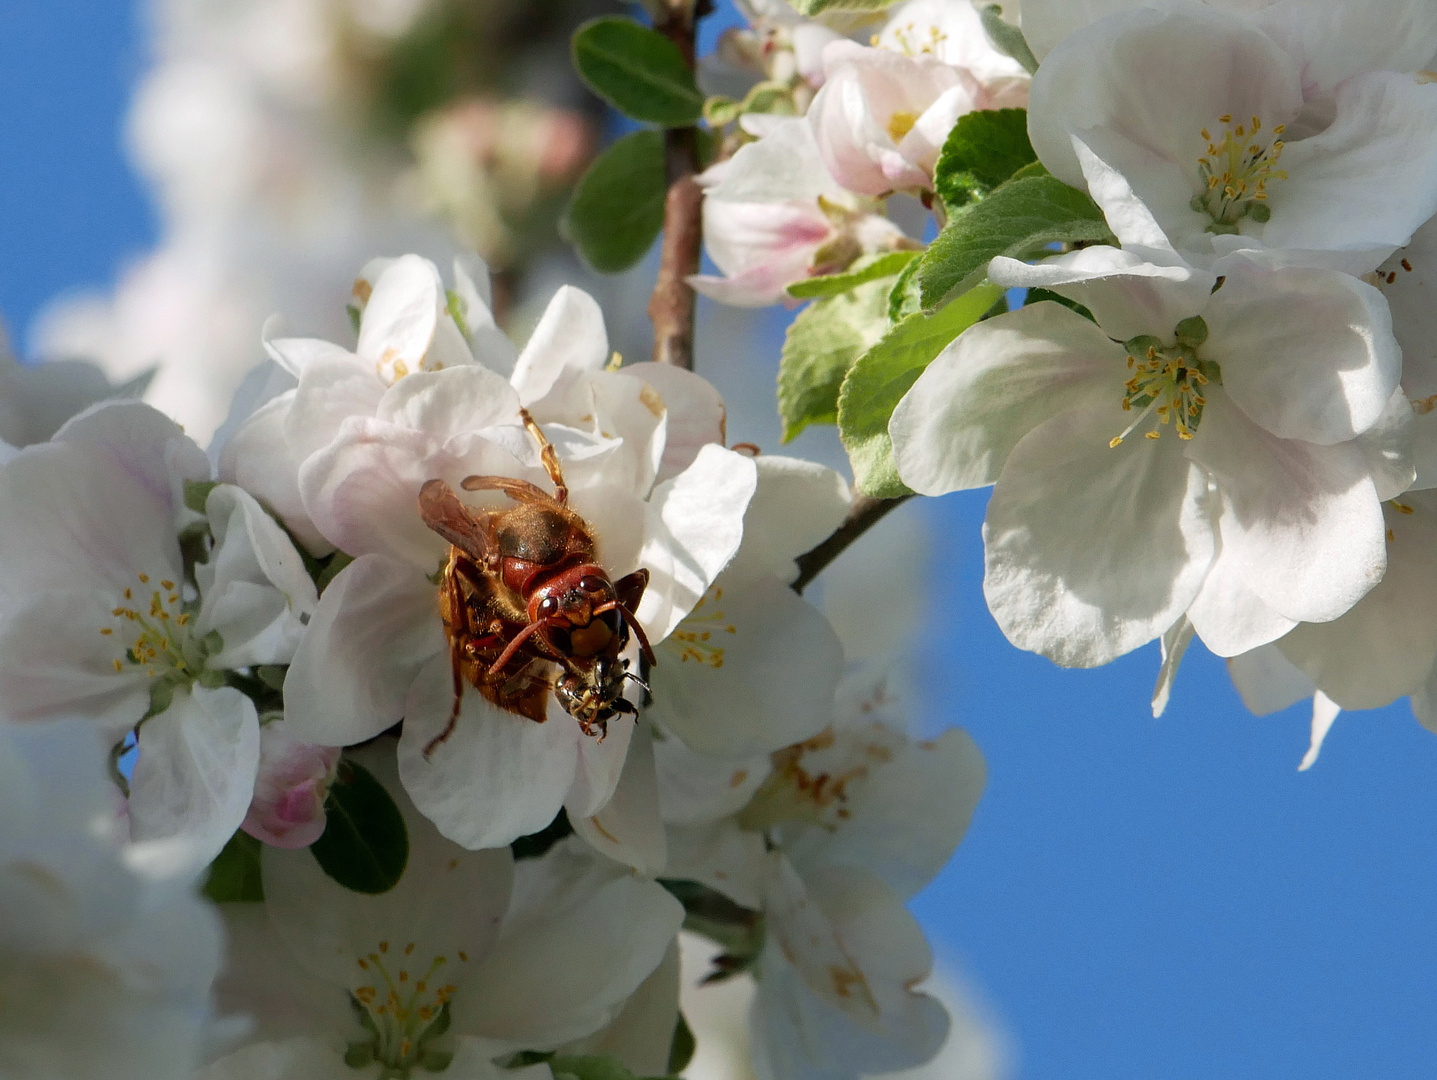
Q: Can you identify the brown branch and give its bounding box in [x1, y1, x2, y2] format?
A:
[792, 493, 913, 594]
[647, 0, 709, 370]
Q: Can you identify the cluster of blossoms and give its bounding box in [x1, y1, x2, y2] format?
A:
[697, 0, 1437, 766]
[0, 250, 983, 1080]
[17, 0, 1437, 1075]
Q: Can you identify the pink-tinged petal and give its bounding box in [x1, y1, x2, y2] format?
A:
[397, 654, 580, 850]
[54, 399, 210, 507]
[1189, 388, 1387, 624]
[283, 554, 444, 747]
[984, 407, 1218, 667]
[242, 720, 341, 849]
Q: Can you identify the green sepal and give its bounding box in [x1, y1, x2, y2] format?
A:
[838, 284, 1004, 497]
[183, 479, 219, 515]
[667, 1013, 696, 1077]
[980, 5, 1039, 74]
[658, 878, 766, 983]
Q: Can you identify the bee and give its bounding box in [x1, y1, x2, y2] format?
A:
[417, 409, 654, 756]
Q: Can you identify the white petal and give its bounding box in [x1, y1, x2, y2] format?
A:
[724, 456, 850, 585]
[636, 445, 758, 642]
[196, 485, 319, 668]
[457, 842, 684, 1047]
[1227, 643, 1316, 716]
[511, 287, 609, 405]
[983, 408, 1217, 667]
[0, 435, 185, 604]
[1262, 73, 1437, 270]
[283, 554, 444, 746]
[1186, 543, 1299, 658]
[0, 593, 150, 737]
[219, 392, 331, 555]
[562, 940, 680, 1078]
[356, 255, 442, 376]
[375, 366, 521, 442]
[1276, 498, 1437, 709]
[1152, 616, 1195, 718]
[665, 820, 769, 910]
[569, 721, 666, 876]
[1189, 390, 1387, 623]
[782, 726, 986, 901]
[262, 742, 514, 989]
[618, 363, 727, 483]
[1207, 260, 1402, 443]
[1254, 0, 1437, 93]
[198, 1038, 354, 1080]
[890, 303, 1120, 496]
[654, 734, 770, 828]
[398, 654, 579, 850]
[1297, 691, 1342, 771]
[128, 686, 261, 874]
[651, 576, 844, 757]
[283, 355, 386, 463]
[1352, 388, 1417, 500]
[988, 244, 1214, 340]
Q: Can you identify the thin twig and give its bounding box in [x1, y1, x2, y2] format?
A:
[648, 0, 709, 369]
[792, 493, 913, 594]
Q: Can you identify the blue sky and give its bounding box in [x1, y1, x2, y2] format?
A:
[2, 1, 1436, 1076]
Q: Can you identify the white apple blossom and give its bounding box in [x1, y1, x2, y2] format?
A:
[0, 402, 318, 871]
[1020, 0, 1437, 88]
[230, 255, 758, 849]
[890, 245, 1409, 667]
[1028, 4, 1437, 273]
[242, 719, 341, 849]
[1374, 213, 1437, 487]
[0, 716, 223, 1080]
[691, 117, 917, 307]
[807, 0, 1030, 197]
[203, 745, 683, 1079]
[664, 675, 987, 1080]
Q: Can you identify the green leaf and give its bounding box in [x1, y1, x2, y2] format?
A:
[309, 759, 409, 895]
[1027, 287, 1096, 322]
[838, 283, 1004, 497]
[980, 5, 1039, 74]
[915, 174, 1114, 309]
[933, 109, 1035, 209]
[571, 17, 703, 127]
[888, 255, 925, 322]
[778, 276, 893, 442]
[786, 0, 899, 13]
[183, 479, 218, 515]
[564, 130, 668, 274]
[204, 830, 264, 903]
[667, 1013, 696, 1077]
[785, 251, 919, 300]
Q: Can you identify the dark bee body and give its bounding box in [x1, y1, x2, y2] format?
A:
[417, 410, 653, 755]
